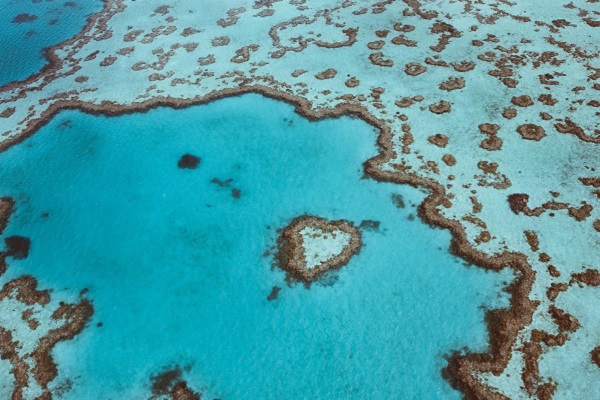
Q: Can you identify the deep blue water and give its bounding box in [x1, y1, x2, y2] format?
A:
[0, 0, 102, 87]
[0, 94, 509, 399]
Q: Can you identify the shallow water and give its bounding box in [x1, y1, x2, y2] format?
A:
[0, 94, 510, 399]
[0, 0, 102, 86]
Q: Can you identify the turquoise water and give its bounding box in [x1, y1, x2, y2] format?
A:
[0, 94, 509, 399]
[0, 0, 102, 87]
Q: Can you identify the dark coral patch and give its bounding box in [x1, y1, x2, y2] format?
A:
[149, 365, 201, 400]
[177, 154, 201, 169]
[5, 236, 31, 259]
[267, 286, 281, 301]
[391, 193, 405, 208]
[359, 220, 381, 231]
[12, 13, 38, 23]
[150, 365, 183, 395]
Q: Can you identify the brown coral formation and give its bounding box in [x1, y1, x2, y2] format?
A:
[275, 215, 362, 283]
[100, 56, 117, 66]
[0, 107, 16, 118]
[367, 40, 385, 50]
[502, 108, 517, 119]
[524, 231, 540, 252]
[511, 95, 534, 107]
[197, 55, 215, 66]
[369, 52, 394, 67]
[591, 347, 600, 368]
[231, 44, 259, 63]
[429, 100, 452, 114]
[0, 201, 94, 399]
[171, 381, 201, 400]
[149, 366, 202, 400]
[0, 276, 93, 400]
[429, 100, 451, 114]
[217, 7, 245, 28]
[345, 77, 359, 87]
[518, 291, 584, 399]
[395, 97, 414, 108]
[451, 61, 475, 72]
[480, 135, 503, 151]
[439, 77, 465, 91]
[548, 305, 580, 333]
[478, 123, 503, 151]
[555, 118, 600, 144]
[578, 177, 600, 188]
[211, 36, 230, 47]
[475, 162, 511, 190]
[0, 197, 14, 235]
[442, 154, 456, 166]
[315, 68, 337, 80]
[479, 123, 500, 136]
[507, 193, 593, 221]
[291, 69, 306, 77]
[391, 35, 417, 47]
[516, 124, 546, 141]
[427, 134, 448, 148]
[404, 62, 426, 76]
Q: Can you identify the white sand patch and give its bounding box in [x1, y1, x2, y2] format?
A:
[299, 226, 352, 270]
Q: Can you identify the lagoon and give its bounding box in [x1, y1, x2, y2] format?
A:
[0, 94, 509, 399]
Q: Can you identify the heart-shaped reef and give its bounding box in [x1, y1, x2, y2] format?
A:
[275, 215, 362, 283]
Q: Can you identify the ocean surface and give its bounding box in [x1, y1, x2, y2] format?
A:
[0, 0, 102, 87]
[0, 94, 511, 399]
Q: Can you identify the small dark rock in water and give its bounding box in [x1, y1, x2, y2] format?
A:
[231, 188, 241, 199]
[391, 193, 405, 208]
[12, 13, 38, 23]
[267, 286, 281, 301]
[5, 236, 31, 259]
[210, 177, 233, 187]
[359, 220, 381, 231]
[178, 154, 201, 169]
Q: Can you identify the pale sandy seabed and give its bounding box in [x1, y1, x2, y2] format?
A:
[0, 0, 599, 399]
[300, 226, 355, 271]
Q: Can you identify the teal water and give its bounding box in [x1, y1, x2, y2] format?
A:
[0, 0, 102, 87]
[0, 94, 510, 399]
